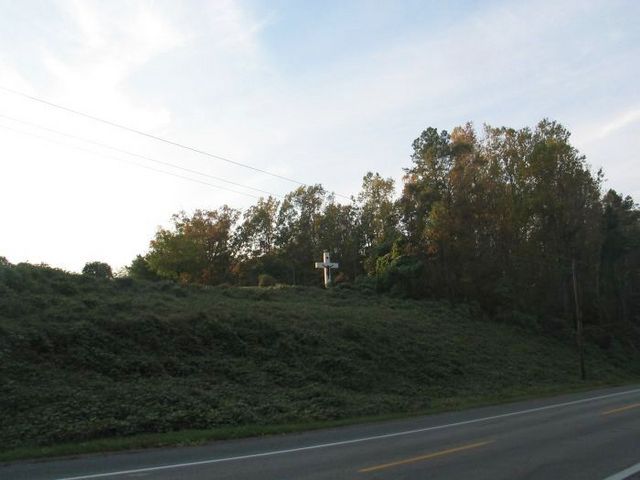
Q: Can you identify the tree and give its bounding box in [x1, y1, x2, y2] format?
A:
[398, 120, 606, 318]
[400, 126, 454, 297]
[128, 119, 639, 346]
[127, 255, 160, 281]
[599, 190, 640, 336]
[146, 207, 240, 285]
[357, 172, 399, 274]
[234, 196, 280, 259]
[318, 201, 364, 281]
[82, 261, 113, 279]
[275, 185, 327, 285]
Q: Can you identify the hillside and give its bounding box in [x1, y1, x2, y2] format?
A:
[1, 262, 638, 458]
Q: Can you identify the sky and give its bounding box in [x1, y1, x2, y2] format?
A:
[0, 0, 638, 272]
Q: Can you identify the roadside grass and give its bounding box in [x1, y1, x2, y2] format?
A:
[2, 379, 637, 464]
[1, 262, 639, 462]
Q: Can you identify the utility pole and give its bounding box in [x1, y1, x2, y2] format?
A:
[572, 258, 586, 381]
[315, 251, 339, 288]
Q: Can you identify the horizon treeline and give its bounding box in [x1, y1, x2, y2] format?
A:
[125, 119, 639, 344]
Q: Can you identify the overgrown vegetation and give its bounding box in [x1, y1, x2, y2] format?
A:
[2, 120, 639, 460]
[130, 120, 640, 347]
[1, 262, 638, 457]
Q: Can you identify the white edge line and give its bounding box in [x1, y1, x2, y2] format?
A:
[603, 461, 640, 480]
[54, 387, 640, 480]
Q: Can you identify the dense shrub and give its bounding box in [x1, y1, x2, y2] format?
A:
[0, 263, 638, 453]
[376, 254, 425, 298]
[127, 255, 160, 281]
[258, 273, 277, 287]
[82, 262, 113, 279]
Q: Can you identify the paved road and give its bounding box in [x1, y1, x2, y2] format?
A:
[3, 385, 640, 480]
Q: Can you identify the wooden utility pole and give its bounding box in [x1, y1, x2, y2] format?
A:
[572, 258, 586, 380]
[315, 251, 339, 288]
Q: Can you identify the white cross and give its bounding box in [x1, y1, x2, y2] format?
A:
[315, 250, 339, 288]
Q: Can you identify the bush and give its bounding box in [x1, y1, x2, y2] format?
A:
[258, 274, 277, 287]
[127, 255, 160, 281]
[333, 272, 349, 285]
[354, 275, 376, 293]
[114, 277, 134, 289]
[82, 262, 113, 279]
[376, 255, 424, 298]
[1, 261, 639, 454]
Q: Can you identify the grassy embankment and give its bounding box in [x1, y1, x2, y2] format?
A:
[1, 262, 638, 461]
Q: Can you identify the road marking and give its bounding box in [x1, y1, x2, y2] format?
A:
[358, 440, 493, 473]
[53, 387, 640, 480]
[602, 402, 640, 416]
[602, 461, 640, 480]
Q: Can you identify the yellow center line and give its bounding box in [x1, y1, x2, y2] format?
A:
[358, 440, 494, 473]
[602, 402, 640, 416]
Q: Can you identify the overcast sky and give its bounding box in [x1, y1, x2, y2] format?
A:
[1, 0, 638, 272]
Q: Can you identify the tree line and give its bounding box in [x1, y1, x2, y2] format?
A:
[128, 120, 640, 346]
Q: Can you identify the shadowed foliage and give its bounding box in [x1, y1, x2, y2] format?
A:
[129, 120, 640, 347]
[1, 262, 639, 453]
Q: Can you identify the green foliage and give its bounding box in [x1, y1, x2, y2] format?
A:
[235, 197, 280, 259]
[257, 273, 277, 287]
[376, 254, 425, 298]
[232, 254, 290, 286]
[353, 275, 376, 293]
[358, 172, 400, 274]
[127, 255, 160, 281]
[146, 207, 239, 285]
[82, 262, 113, 279]
[126, 119, 640, 343]
[395, 120, 640, 337]
[274, 185, 328, 285]
[1, 263, 638, 454]
[599, 189, 640, 335]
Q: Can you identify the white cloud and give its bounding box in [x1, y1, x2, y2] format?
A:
[204, 0, 268, 56]
[44, 0, 189, 131]
[0, 59, 32, 92]
[597, 108, 640, 139]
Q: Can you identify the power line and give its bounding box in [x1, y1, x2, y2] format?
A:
[0, 113, 281, 198]
[0, 86, 301, 183]
[0, 85, 352, 199]
[0, 122, 262, 199]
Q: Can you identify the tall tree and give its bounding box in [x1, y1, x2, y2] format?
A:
[275, 185, 327, 285]
[400, 127, 454, 297]
[318, 201, 364, 281]
[600, 190, 640, 337]
[234, 196, 280, 259]
[357, 172, 399, 274]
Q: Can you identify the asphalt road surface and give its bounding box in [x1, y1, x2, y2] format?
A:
[3, 385, 640, 480]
